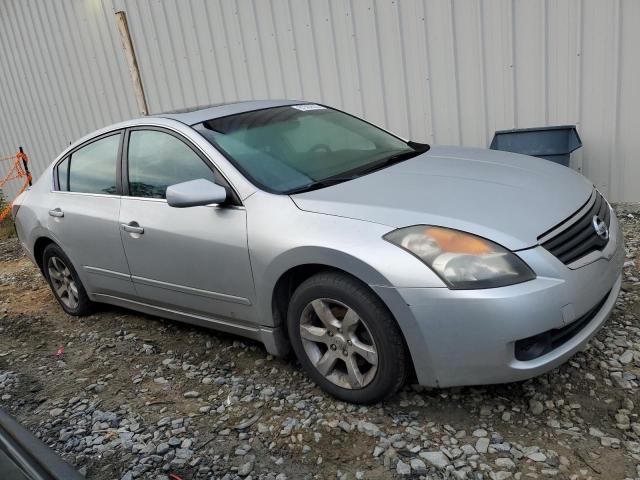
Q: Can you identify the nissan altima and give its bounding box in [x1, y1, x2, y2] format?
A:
[12, 100, 624, 404]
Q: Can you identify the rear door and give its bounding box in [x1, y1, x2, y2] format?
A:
[48, 131, 136, 298]
[118, 127, 256, 323]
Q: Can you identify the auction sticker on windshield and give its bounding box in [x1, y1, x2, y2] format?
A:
[292, 104, 326, 111]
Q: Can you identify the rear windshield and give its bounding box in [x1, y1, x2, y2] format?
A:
[193, 105, 413, 193]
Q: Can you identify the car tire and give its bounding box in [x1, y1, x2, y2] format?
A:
[42, 244, 94, 316]
[287, 271, 407, 404]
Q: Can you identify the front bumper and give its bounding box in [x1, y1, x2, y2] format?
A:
[376, 208, 625, 388]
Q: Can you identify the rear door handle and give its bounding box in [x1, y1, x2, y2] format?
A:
[121, 222, 144, 234]
[48, 208, 64, 218]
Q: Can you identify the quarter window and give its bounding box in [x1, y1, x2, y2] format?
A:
[127, 130, 217, 199]
[56, 157, 69, 191]
[67, 134, 120, 194]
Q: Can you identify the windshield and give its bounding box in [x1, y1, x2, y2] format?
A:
[193, 105, 423, 194]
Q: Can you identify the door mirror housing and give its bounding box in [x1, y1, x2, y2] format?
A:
[166, 179, 227, 208]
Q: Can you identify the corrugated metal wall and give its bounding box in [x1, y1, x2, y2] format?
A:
[1, 0, 639, 201]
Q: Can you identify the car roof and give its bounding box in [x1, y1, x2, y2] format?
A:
[154, 99, 310, 126]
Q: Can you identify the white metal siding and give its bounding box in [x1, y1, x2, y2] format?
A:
[1, 0, 639, 201]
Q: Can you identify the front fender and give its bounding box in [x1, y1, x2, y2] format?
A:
[256, 245, 394, 319]
[255, 245, 439, 386]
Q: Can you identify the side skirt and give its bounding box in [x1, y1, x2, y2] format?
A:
[91, 293, 290, 357]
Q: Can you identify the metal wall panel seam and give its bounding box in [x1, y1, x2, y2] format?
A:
[13, 0, 65, 158]
[69, 2, 111, 127]
[133, 0, 163, 111]
[396, 0, 414, 141]
[574, 0, 584, 174]
[448, 0, 462, 145]
[91, 2, 127, 121]
[476, 0, 490, 145]
[0, 2, 51, 183]
[230, 1, 258, 99]
[33, 1, 83, 141]
[267, 0, 295, 99]
[296, 0, 321, 101]
[324, 0, 346, 107]
[200, 0, 232, 102]
[508, 0, 517, 129]
[347, 0, 366, 118]
[59, 2, 103, 130]
[218, 1, 246, 100]
[608, 0, 622, 200]
[174, 2, 202, 106]
[0, 10, 30, 158]
[370, 0, 390, 130]
[422, 0, 436, 143]
[543, 0, 549, 125]
[100, 1, 136, 118]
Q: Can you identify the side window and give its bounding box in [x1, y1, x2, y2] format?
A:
[127, 130, 217, 199]
[68, 134, 120, 194]
[56, 157, 70, 191]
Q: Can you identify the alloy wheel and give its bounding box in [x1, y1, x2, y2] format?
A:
[299, 298, 378, 389]
[47, 256, 79, 309]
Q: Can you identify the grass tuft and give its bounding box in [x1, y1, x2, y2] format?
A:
[0, 189, 15, 240]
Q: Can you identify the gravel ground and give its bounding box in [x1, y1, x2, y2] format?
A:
[1, 204, 640, 480]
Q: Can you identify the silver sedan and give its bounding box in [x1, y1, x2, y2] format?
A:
[12, 100, 624, 404]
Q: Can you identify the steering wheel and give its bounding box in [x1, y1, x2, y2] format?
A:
[309, 144, 331, 153]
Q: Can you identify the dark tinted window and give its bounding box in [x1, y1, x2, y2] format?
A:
[68, 134, 120, 194]
[194, 105, 414, 193]
[56, 157, 69, 191]
[127, 130, 216, 199]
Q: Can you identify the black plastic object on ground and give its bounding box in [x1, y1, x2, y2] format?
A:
[489, 125, 582, 167]
[0, 408, 83, 479]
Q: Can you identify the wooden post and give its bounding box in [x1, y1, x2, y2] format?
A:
[115, 10, 149, 116]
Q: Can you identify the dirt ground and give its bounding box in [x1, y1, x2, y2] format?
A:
[1, 205, 640, 479]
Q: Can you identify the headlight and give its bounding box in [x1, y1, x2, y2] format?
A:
[384, 226, 535, 289]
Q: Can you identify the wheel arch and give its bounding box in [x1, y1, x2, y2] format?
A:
[32, 235, 57, 273]
[263, 247, 393, 328]
[264, 248, 420, 381]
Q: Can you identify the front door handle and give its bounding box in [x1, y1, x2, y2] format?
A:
[121, 222, 144, 234]
[48, 208, 64, 218]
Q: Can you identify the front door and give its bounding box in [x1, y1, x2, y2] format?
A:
[118, 128, 255, 323]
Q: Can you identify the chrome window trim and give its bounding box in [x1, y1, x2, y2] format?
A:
[122, 124, 243, 205]
[49, 187, 245, 211]
[119, 195, 245, 210]
[48, 191, 121, 199]
[50, 122, 244, 203]
[51, 130, 124, 193]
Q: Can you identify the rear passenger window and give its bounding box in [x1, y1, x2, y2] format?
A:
[56, 157, 69, 191]
[68, 134, 120, 195]
[127, 130, 216, 199]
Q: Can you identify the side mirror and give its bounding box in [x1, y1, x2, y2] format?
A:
[166, 179, 227, 208]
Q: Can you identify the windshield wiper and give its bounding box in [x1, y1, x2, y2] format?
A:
[286, 141, 430, 195]
[285, 176, 356, 195]
[349, 143, 430, 176]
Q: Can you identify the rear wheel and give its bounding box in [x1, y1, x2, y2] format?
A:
[287, 271, 407, 404]
[42, 244, 94, 316]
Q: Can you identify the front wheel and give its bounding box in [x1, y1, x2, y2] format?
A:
[42, 244, 94, 316]
[287, 272, 407, 404]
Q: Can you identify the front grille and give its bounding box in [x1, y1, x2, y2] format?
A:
[515, 292, 610, 361]
[539, 190, 610, 265]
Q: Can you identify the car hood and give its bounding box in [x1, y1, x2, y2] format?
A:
[290, 145, 593, 250]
